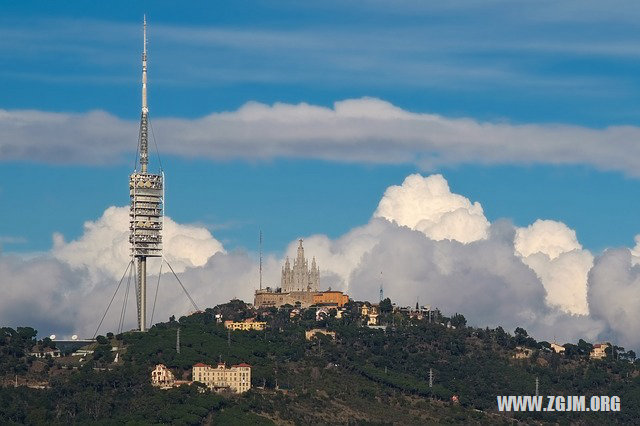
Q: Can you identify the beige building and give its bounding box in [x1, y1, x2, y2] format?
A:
[192, 362, 251, 393]
[590, 343, 610, 360]
[305, 329, 336, 340]
[513, 346, 533, 359]
[151, 364, 176, 388]
[550, 342, 566, 355]
[361, 304, 379, 325]
[254, 289, 317, 309]
[224, 318, 267, 331]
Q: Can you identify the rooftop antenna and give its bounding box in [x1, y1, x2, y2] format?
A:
[379, 271, 384, 302]
[259, 230, 263, 290]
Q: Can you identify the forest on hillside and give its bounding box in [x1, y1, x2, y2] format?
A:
[1, 300, 639, 424]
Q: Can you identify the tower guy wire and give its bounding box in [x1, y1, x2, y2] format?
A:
[150, 261, 163, 325]
[163, 257, 200, 312]
[93, 259, 133, 339]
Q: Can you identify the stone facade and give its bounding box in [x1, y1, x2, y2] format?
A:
[254, 289, 317, 309]
[281, 239, 319, 292]
[192, 362, 251, 393]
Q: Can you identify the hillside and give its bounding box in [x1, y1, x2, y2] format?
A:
[1, 300, 639, 424]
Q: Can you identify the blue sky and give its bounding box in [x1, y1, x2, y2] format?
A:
[3, 0, 640, 255]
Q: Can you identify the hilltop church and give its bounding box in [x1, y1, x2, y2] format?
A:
[254, 239, 348, 308]
[281, 239, 320, 292]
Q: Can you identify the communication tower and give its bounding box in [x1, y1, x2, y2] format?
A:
[130, 16, 163, 332]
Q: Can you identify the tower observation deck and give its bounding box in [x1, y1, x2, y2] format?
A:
[130, 16, 163, 332]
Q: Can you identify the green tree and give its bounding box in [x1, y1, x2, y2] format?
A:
[379, 298, 393, 313]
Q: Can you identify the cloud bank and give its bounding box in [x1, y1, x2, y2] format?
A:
[52, 206, 225, 280]
[1, 173, 639, 352]
[4, 98, 640, 176]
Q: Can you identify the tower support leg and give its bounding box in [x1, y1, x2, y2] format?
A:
[137, 257, 147, 332]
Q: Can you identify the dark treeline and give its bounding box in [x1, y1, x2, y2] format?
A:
[1, 300, 639, 424]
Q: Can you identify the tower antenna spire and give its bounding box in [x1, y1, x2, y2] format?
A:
[259, 230, 263, 290]
[139, 14, 149, 173]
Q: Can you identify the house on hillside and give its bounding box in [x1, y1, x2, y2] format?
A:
[550, 342, 565, 355]
[151, 364, 192, 389]
[361, 304, 379, 325]
[590, 343, 611, 360]
[513, 346, 533, 359]
[151, 364, 176, 388]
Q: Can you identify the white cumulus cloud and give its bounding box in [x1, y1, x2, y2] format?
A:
[515, 219, 582, 259]
[52, 206, 224, 280]
[514, 220, 592, 315]
[588, 249, 640, 348]
[374, 174, 490, 243]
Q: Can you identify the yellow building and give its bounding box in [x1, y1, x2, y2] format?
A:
[192, 362, 251, 393]
[590, 343, 610, 360]
[361, 305, 379, 325]
[224, 319, 267, 331]
[313, 290, 349, 307]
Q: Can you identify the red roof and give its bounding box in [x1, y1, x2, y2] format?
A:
[233, 363, 251, 367]
[193, 362, 211, 368]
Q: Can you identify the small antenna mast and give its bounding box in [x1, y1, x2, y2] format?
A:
[259, 230, 263, 290]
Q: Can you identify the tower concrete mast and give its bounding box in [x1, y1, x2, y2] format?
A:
[130, 15, 163, 332]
